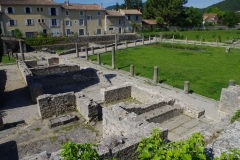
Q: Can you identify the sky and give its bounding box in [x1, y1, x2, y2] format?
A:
[56, 0, 223, 9]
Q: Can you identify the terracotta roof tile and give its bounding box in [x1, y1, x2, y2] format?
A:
[106, 10, 124, 16]
[0, 0, 59, 5]
[120, 9, 142, 15]
[62, 3, 105, 10]
[203, 13, 218, 20]
[142, 19, 157, 25]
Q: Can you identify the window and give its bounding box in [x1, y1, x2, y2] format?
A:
[25, 7, 32, 13]
[97, 28, 101, 35]
[37, 7, 43, 12]
[66, 10, 69, 16]
[25, 19, 34, 26]
[80, 10, 84, 16]
[74, 20, 77, 24]
[98, 19, 101, 26]
[42, 19, 44, 23]
[6, 7, 14, 14]
[37, 8, 39, 12]
[66, 29, 71, 35]
[79, 19, 84, 25]
[135, 15, 138, 20]
[79, 29, 84, 35]
[97, 11, 101, 16]
[8, 20, 17, 26]
[52, 19, 57, 26]
[87, 15, 92, 20]
[109, 28, 113, 31]
[38, 19, 41, 23]
[128, 15, 131, 20]
[65, 20, 71, 26]
[40, 7, 43, 12]
[48, 8, 58, 16]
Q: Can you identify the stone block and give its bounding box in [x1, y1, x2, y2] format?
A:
[47, 57, 59, 66]
[29, 83, 43, 103]
[24, 60, 37, 68]
[49, 114, 76, 128]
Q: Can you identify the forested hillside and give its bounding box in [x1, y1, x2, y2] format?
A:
[203, 0, 240, 12]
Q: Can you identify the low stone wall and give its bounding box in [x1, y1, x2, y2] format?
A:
[37, 92, 76, 119]
[218, 86, 240, 115]
[75, 92, 99, 122]
[17, 61, 33, 84]
[30, 64, 80, 76]
[24, 60, 37, 68]
[29, 83, 43, 103]
[47, 57, 59, 66]
[30, 43, 86, 52]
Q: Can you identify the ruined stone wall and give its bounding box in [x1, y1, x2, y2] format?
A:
[101, 85, 131, 103]
[24, 60, 37, 68]
[47, 57, 59, 66]
[131, 85, 160, 103]
[33, 69, 98, 89]
[37, 92, 76, 119]
[17, 61, 33, 84]
[30, 64, 80, 76]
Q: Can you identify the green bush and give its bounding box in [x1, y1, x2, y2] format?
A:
[14, 28, 23, 38]
[25, 36, 69, 46]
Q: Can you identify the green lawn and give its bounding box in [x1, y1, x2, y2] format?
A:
[142, 29, 240, 42]
[1, 55, 16, 64]
[89, 43, 240, 100]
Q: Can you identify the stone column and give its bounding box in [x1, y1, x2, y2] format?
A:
[104, 44, 107, 52]
[153, 66, 158, 83]
[149, 35, 151, 43]
[112, 47, 115, 69]
[134, 40, 136, 46]
[229, 80, 236, 87]
[85, 46, 88, 60]
[226, 47, 230, 52]
[0, 116, 3, 131]
[200, 36, 202, 45]
[172, 35, 175, 42]
[142, 35, 145, 45]
[92, 46, 94, 55]
[3, 42, 7, 54]
[19, 40, 25, 61]
[184, 81, 190, 94]
[130, 64, 134, 77]
[125, 41, 128, 48]
[23, 42, 27, 52]
[115, 34, 118, 50]
[97, 53, 101, 65]
[186, 37, 188, 44]
[75, 43, 79, 57]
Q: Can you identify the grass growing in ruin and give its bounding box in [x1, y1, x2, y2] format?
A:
[1, 55, 16, 64]
[101, 97, 142, 107]
[89, 43, 240, 100]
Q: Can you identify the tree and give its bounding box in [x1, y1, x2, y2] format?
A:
[145, 0, 188, 27]
[205, 7, 226, 20]
[185, 7, 202, 27]
[115, 2, 120, 11]
[130, 22, 141, 32]
[156, 17, 164, 26]
[14, 28, 23, 38]
[223, 11, 239, 27]
[121, 0, 143, 10]
[143, 0, 155, 19]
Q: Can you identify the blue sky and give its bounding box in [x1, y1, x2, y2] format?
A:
[56, 0, 223, 9]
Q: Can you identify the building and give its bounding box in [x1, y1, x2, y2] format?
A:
[105, 10, 125, 34]
[119, 9, 142, 33]
[61, 2, 105, 36]
[0, 0, 63, 37]
[142, 19, 157, 30]
[203, 13, 219, 24]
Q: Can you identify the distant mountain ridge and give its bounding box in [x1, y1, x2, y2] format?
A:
[105, 0, 240, 12]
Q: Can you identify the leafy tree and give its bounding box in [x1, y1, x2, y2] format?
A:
[0, 24, 3, 62]
[130, 21, 141, 32]
[156, 17, 164, 26]
[121, 0, 142, 10]
[185, 7, 203, 27]
[115, 2, 120, 11]
[205, 7, 226, 20]
[223, 11, 239, 27]
[143, 0, 155, 19]
[14, 28, 23, 38]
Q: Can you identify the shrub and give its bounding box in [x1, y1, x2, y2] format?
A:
[25, 36, 69, 46]
[141, 28, 150, 33]
[14, 28, 23, 38]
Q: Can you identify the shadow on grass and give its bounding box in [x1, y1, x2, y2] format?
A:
[159, 79, 167, 83]
[189, 90, 194, 94]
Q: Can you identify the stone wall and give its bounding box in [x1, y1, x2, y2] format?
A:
[29, 83, 43, 103]
[29, 43, 86, 52]
[219, 86, 240, 115]
[30, 64, 80, 76]
[47, 57, 59, 66]
[0, 116, 3, 131]
[37, 92, 76, 119]
[17, 61, 33, 84]
[24, 60, 37, 68]
[75, 92, 99, 122]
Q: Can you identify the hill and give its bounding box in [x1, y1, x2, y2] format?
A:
[202, 0, 240, 12]
[105, 5, 116, 10]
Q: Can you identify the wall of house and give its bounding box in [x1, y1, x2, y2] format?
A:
[105, 16, 125, 34]
[1, 4, 63, 36]
[63, 9, 105, 36]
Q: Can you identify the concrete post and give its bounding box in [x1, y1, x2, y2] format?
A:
[115, 34, 118, 50]
[229, 80, 236, 87]
[19, 40, 25, 61]
[155, 35, 157, 43]
[92, 46, 94, 55]
[130, 64, 134, 77]
[200, 36, 202, 45]
[104, 44, 107, 52]
[97, 53, 101, 65]
[149, 35, 151, 43]
[142, 35, 144, 45]
[186, 37, 188, 44]
[112, 47, 115, 69]
[184, 81, 190, 94]
[75, 43, 79, 57]
[85, 46, 88, 60]
[226, 47, 230, 53]
[125, 41, 128, 48]
[172, 35, 174, 42]
[23, 42, 27, 52]
[134, 40, 136, 46]
[3, 42, 7, 54]
[160, 34, 162, 42]
[153, 66, 158, 83]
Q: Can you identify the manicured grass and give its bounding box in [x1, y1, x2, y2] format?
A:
[142, 29, 240, 42]
[89, 43, 240, 100]
[1, 55, 16, 64]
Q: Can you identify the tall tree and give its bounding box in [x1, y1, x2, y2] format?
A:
[115, 2, 120, 11]
[223, 11, 239, 27]
[143, 0, 155, 19]
[121, 0, 142, 10]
